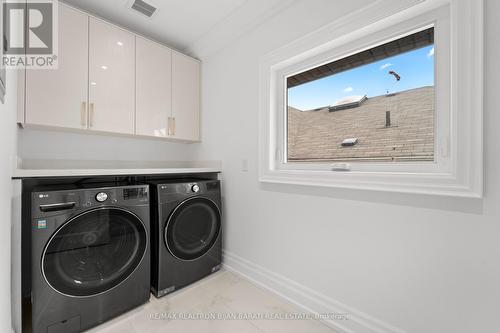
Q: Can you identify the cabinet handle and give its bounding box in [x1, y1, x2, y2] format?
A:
[89, 103, 95, 128]
[167, 117, 172, 136]
[81, 102, 87, 127]
[172, 117, 176, 136]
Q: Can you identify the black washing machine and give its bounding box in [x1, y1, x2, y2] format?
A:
[30, 184, 150, 333]
[149, 179, 222, 297]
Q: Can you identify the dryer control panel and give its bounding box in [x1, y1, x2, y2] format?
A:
[32, 185, 149, 219]
[154, 180, 220, 204]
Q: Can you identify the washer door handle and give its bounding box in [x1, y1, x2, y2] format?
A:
[39, 202, 76, 212]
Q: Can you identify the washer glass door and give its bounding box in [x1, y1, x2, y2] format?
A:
[165, 197, 221, 261]
[43, 207, 147, 297]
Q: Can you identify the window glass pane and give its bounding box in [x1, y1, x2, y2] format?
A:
[287, 28, 435, 162]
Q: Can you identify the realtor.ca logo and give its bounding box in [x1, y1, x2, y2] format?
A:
[2, 0, 58, 69]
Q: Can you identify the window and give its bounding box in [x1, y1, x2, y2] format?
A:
[287, 28, 435, 163]
[259, 0, 483, 197]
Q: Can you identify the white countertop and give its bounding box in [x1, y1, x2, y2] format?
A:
[12, 159, 222, 178]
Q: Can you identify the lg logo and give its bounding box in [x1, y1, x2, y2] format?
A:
[3, 0, 55, 55]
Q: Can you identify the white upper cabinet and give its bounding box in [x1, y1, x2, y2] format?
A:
[20, 3, 200, 142]
[136, 37, 172, 138]
[89, 18, 135, 134]
[25, 5, 88, 129]
[172, 52, 200, 141]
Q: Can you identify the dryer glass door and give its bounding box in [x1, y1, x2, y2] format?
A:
[42, 207, 147, 297]
[165, 197, 221, 261]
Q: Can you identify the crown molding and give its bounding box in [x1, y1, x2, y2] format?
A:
[185, 0, 299, 59]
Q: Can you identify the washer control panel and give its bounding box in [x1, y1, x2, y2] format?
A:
[32, 185, 149, 218]
[123, 187, 148, 201]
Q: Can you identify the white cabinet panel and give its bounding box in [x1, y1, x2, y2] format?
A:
[89, 18, 135, 134]
[22, 3, 201, 142]
[172, 52, 200, 141]
[25, 5, 88, 129]
[136, 37, 172, 137]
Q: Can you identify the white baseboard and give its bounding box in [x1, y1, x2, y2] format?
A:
[223, 250, 408, 333]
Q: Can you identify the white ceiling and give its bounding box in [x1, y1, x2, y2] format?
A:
[62, 0, 297, 58]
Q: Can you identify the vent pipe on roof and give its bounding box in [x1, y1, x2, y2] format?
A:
[386, 111, 391, 127]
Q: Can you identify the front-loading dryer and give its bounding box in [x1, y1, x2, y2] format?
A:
[149, 179, 222, 297]
[30, 184, 150, 333]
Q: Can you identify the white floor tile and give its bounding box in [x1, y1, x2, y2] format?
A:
[88, 270, 338, 333]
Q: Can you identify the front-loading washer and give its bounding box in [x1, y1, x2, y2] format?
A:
[29, 184, 150, 333]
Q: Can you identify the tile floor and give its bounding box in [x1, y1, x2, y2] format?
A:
[88, 270, 339, 333]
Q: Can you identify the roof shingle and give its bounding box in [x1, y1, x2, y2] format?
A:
[287, 86, 435, 162]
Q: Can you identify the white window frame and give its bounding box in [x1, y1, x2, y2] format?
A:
[259, 0, 483, 198]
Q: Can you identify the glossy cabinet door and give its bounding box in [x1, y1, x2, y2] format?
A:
[89, 18, 135, 134]
[135, 37, 172, 137]
[172, 52, 200, 141]
[25, 5, 88, 129]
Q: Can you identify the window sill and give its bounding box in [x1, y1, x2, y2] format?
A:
[259, 169, 482, 198]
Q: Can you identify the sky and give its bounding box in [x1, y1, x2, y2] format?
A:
[288, 45, 435, 111]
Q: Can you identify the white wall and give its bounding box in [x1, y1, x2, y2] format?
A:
[195, 0, 500, 332]
[18, 128, 198, 162]
[1, 70, 18, 332]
